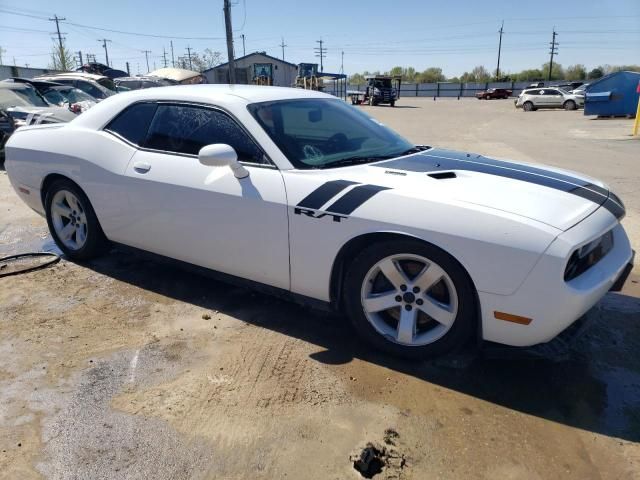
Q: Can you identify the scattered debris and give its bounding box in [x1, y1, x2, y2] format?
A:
[351, 437, 407, 479]
[383, 428, 399, 446]
[202, 313, 211, 320]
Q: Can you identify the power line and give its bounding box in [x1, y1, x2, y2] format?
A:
[548, 27, 559, 80]
[185, 46, 193, 70]
[314, 39, 326, 72]
[496, 20, 504, 80]
[98, 38, 112, 67]
[142, 50, 151, 72]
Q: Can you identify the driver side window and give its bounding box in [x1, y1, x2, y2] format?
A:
[144, 104, 268, 164]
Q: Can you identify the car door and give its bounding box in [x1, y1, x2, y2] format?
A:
[116, 102, 291, 290]
[544, 89, 564, 107]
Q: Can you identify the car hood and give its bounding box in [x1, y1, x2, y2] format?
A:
[312, 148, 624, 231]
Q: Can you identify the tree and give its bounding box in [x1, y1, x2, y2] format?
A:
[587, 67, 604, 80]
[459, 65, 490, 83]
[349, 72, 365, 84]
[610, 64, 640, 73]
[188, 49, 223, 72]
[565, 64, 587, 81]
[417, 67, 445, 83]
[513, 69, 543, 81]
[541, 62, 564, 80]
[48, 39, 74, 71]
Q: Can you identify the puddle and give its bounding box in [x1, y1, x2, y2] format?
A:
[0, 225, 61, 257]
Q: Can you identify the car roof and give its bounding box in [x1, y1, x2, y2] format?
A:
[71, 84, 334, 129]
[36, 72, 108, 81]
[0, 82, 37, 91]
[115, 76, 167, 82]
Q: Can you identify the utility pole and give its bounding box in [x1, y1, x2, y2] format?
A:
[162, 47, 168, 68]
[314, 39, 326, 72]
[76, 50, 83, 67]
[340, 50, 344, 74]
[223, 0, 236, 84]
[495, 20, 504, 80]
[185, 46, 193, 70]
[548, 27, 558, 81]
[0, 46, 5, 64]
[49, 14, 68, 70]
[170, 40, 175, 67]
[241, 34, 246, 57]
[280, 37, 287, 61]
[98, 39, 111, 67]
[126, 61, 130, 75]
[142, 50, 151, 72]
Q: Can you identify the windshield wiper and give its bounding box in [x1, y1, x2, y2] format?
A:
[398, 145, 430, 156]
[317, 155, 393, 169]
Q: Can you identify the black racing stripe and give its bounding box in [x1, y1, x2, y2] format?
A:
[297, 180, 358, 209]
[376, 153, 621, 214]
[325, 184, 391, 215]
[602, 196, 626, 220]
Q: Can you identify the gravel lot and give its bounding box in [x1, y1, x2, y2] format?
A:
[1, 97, 639, 480]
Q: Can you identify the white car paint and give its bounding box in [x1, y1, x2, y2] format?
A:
[4, 85, 634, 348]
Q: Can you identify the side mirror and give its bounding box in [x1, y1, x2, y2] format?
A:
[198, 144, 249, 179]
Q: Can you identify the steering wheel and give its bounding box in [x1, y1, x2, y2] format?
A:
[325, 133, 349, 153]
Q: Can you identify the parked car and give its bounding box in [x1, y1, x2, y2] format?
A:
[528, 82, 545, 88]
[114, 76, 178, 92]
[35, 73, 116, 101]
[551, 82, 584, 92]
[515, 88, 584, 111]
[77, 62, 128, 79]
[0, 109, 16, 161]
[4, 85, 632, 358]
[475, 88, 512, 100]
[0, 83, 77, 125]
[2, 77, 95, 113]
[571, 84, 588, 96]
[41, 85, 98, 113]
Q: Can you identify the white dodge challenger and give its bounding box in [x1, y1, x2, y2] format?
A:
[5, 85, 634, 358]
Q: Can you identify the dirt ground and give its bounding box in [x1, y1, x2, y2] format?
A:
[1, 98, 639, 480]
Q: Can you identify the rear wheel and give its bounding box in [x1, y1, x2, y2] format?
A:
[523, 101, 534, 112]
[45, 179, 110, 260]
[563, 100, 577, 111]
[343, 240, 476, 359]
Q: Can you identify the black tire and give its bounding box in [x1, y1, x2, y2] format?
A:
[563, 100, 577, 111]
[44, 178, 110, 260]
[390, 100, 395, 107]
[343, 239, 477, 359]
[523, 101, 534, 112]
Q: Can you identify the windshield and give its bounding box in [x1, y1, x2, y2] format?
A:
[11, 87, 49, 107]
[247, 98, 413, 169]
[42, 89, 67, 106]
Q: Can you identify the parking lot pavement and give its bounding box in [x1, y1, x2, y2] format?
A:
[1, 99, 639, 480]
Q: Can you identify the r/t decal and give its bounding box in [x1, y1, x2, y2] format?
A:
[294, 207, 348, 222]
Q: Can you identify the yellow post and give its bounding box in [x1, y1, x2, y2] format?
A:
[633, 94, 640, 136]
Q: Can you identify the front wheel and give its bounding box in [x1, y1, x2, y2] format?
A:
[523, 101, 534, 112]
[563, 100, 577, 111]
[343, 240, 476, 359]
[45, 179, 110, 260]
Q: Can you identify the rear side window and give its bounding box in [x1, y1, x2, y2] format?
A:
[144, 104, 266, 163]
[105, 102, 157, 146]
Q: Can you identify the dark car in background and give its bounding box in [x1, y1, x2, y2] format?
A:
[475, 88, 512, 99]
[114, 76, 178, 92]
[35, 73, 116, 100]
[41, 85, 98, 113]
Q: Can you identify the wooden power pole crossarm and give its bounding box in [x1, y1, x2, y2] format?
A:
[223, 0, 236, 84]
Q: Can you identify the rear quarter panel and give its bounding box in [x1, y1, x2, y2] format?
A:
[5, 124, 137, 237]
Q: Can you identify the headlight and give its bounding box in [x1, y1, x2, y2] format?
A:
[564, 230, 614, 281]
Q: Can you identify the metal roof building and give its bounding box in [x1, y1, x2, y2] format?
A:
[203, 52, 298, 87]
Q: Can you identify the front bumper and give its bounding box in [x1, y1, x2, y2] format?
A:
[479, 206, 633, 347]
[610, 250, 634, 292]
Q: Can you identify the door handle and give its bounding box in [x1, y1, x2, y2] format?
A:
[133, 161, 151, 174]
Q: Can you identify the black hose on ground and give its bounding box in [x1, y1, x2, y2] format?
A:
[0, 252, 60, 278]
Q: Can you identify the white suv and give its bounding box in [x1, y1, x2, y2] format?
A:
[515, 88, 584, 112]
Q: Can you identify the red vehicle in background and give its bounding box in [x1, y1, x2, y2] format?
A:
[475, 88, 512, 99]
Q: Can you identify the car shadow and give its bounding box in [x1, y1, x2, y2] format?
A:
[79, 247, 640, 443]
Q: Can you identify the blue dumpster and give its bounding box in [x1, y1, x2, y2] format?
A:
[584, 71, 640, 117]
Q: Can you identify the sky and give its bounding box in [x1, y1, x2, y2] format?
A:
[0, 0, 639, 77]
